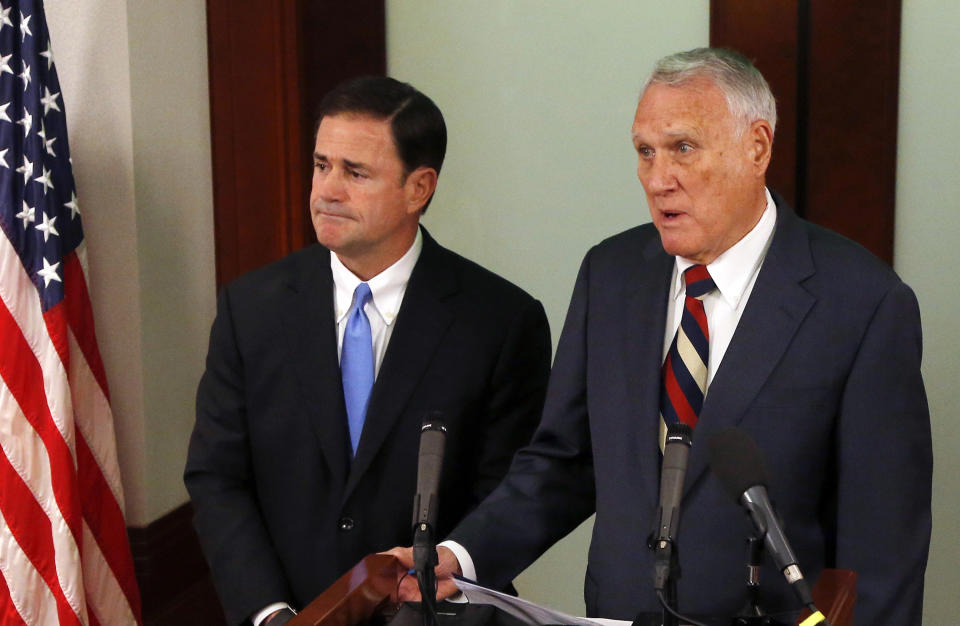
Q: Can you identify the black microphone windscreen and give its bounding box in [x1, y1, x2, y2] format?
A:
[707, 427, 769, 503]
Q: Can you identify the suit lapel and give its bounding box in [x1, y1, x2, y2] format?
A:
[279, 246, 351, 488]
[343, 230, 456, 501]
[622, 236, 675, 511]
[683, 199, 817, 496]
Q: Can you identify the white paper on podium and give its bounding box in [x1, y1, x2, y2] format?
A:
[452, 578, 630, 626]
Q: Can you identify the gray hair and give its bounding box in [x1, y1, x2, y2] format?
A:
[643, 47, 777, 135]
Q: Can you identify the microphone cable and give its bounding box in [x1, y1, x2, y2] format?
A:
[654, 589, 709, 626]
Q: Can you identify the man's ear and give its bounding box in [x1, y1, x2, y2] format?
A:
[404, 167, 438, 214]
[747, 120, 774, 177]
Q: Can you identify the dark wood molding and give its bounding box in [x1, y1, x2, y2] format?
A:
[711, 0, 901, 264]
[711, 1, 800, 211]
[128, 502, 226, 625]
[296, 1, 387, 252]
[206, 0, 306, 289]
[206, 0, 386, 290]
[804, 1, 901, 261]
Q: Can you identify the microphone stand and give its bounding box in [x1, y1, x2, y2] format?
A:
[413, 522, 439, 626]
[652, 538, 680, 626]
[731, 535, 786, 625]
[651, 422, 693, 626]
[411, 418, 446, 626]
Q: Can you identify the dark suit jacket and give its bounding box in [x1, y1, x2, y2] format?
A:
[450, 196, 932, 625]
[184, 229, 551, 625]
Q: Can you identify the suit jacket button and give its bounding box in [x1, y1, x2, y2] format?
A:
[338, 517, 355, 531]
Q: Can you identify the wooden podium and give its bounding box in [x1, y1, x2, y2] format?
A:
[289, 554, 400, 626]
[796, 569, 857, 626]
[289, 556, 855, 626]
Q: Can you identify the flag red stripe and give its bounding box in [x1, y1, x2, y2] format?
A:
[76, 433, 142, 618]
[0, 572, 29, 626]
[0, 448, 84, 625]
[42, 303, 72, 379]
[64, 250, 142, 619]
[0, 300, 83, 543]
[63, 253, 110, 399]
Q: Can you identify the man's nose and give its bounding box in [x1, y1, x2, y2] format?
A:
[314, 169, 347, 203]
[640, 157, 677, 194]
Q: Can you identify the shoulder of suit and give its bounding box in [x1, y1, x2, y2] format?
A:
[595, 222, 659, 249]
[577, 223, 661, 268]
[222, 244, 329, 297]
[424, 239, 541, 305]
[797, 217, 904, 293]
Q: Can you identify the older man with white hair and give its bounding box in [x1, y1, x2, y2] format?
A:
[390, 47, 932, 626]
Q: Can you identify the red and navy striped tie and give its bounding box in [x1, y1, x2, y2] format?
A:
[659, 265, 716, 451]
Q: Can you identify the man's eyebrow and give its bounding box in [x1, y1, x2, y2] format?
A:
[342, 158, 367, 170]
[312, 154, 369, 170]
[662, 127, 702, 140]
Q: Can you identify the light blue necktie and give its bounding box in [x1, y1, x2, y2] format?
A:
[341, 283, 374, 455]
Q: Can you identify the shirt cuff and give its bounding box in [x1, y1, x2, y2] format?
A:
[252, 602, 295, 626]
[438, 539, 476, 582]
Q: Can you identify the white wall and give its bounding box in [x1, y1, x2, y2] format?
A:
[388, 0, 960, 620]
[45, 0, 216, 526]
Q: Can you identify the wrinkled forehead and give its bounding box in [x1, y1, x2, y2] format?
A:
[631, 79, 736, 139]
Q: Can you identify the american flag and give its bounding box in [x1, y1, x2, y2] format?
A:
[0, 1, 142, 624]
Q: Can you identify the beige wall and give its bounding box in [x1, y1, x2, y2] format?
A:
[45, 0, 216, 526]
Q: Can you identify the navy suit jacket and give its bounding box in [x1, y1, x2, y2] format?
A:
[450, 196, 932, 625]
[185, 229, 551, 625]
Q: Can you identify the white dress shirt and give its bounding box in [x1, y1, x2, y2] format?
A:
[332, 228, 423, 377]
[447, 189, 778, 586]
[252, 230, 422, 626]
[663, 188, 776, 388]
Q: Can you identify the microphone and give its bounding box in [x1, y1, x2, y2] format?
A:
[707, 428, 816, 609]
[412, 415, 447, 626]
[653, 422, 693, 591]
[412, 416, 447, 535]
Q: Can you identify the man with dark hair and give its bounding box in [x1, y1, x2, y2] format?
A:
[185, 76, 552, 626]
[392, 48, 932, 626]
[312, 77, 447, 211]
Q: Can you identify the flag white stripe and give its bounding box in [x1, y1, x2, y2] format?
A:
[81, 522, 136, 626]
[68, 328, 125, 510]
[2, 221, 138, 625]
[0, 506, 67, 626]
[0, 377, 88, 623]
[0, 233, 77, 464]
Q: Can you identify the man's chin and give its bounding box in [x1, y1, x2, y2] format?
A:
[658, 237, 706, 263]
[314, 224, 351, 251]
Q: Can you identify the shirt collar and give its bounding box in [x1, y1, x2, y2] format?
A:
[331, 228, 423, 326]
[671, 188, 777, 307]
